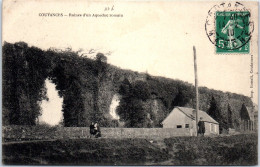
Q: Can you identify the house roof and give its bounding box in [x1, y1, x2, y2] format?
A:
[163, 106, 219, 124]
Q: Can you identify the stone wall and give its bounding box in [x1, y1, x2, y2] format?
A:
[3, 126, 190, 141]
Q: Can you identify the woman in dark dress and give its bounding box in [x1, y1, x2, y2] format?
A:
[89, 122, 95, 137]
[94, 122, 101, 138]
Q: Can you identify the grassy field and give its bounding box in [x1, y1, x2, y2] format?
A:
[3, 138, 170, 165]
[2, 133, 257, 165]
[163, 133, 258, 165]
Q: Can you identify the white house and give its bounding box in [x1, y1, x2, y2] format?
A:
[162, 106, 219, 136]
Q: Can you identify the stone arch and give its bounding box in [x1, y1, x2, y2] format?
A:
[3, 42, 118, 127]
[2, 42, 96, 126]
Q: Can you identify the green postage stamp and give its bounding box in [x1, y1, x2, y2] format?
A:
[215, 11, 250, 53]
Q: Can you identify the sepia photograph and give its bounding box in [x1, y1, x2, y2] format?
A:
[2, 0, 259, 165]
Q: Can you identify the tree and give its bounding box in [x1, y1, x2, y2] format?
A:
[116, 80, 150, 127]
[132, 81, 150, 101]
[227, 104, 233, 128]
[119, 78, 132, 96]
[96, 52, 107, 63]
[172, 91, 189, 107]
[240, 103, 250, 121]
[208, 96, 221, 120]
[207, 96, 228, 132]
[117, 98, 147, 127]
[3, 42, 50, 125]
[62, 77, 86, 127]
[93, 53, 108, 122]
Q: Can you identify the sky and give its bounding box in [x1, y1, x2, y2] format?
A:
[2, 1, 258, 125]
[38, 79, 63, 125]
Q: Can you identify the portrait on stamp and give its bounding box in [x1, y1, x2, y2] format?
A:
[216, 11, 250, 53]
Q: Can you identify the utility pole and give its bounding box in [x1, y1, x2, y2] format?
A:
[193, 46, 199, 137]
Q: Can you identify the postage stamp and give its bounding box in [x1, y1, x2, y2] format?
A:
[205, 2, 254, 54]
[216, 11, 250, 53]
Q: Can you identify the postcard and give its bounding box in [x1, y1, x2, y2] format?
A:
[2, 0, 258, 165]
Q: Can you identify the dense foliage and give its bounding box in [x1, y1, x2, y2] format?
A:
[3, 42, 50, 125]
[117, 79, 151, 127]
[3, 42, 254, 130]
[227, 104, 233, 128]
[207, 96, 228, 132]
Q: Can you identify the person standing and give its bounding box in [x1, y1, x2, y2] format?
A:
[89, 122, 95, 138]
[198, 117, 205, 136]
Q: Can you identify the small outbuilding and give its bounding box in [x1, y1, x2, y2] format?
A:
[162, 106, 219, 136]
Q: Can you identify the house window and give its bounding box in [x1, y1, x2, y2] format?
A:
[177, 125, 182, 128]
[210, 124, 213, 132]
[214, 125, 217, 132]
[185, 124, 189, 128]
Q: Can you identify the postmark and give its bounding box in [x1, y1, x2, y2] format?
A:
[205, 2, 254, 54]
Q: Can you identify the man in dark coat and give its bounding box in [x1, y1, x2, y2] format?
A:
[198, 117, 205, 136]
